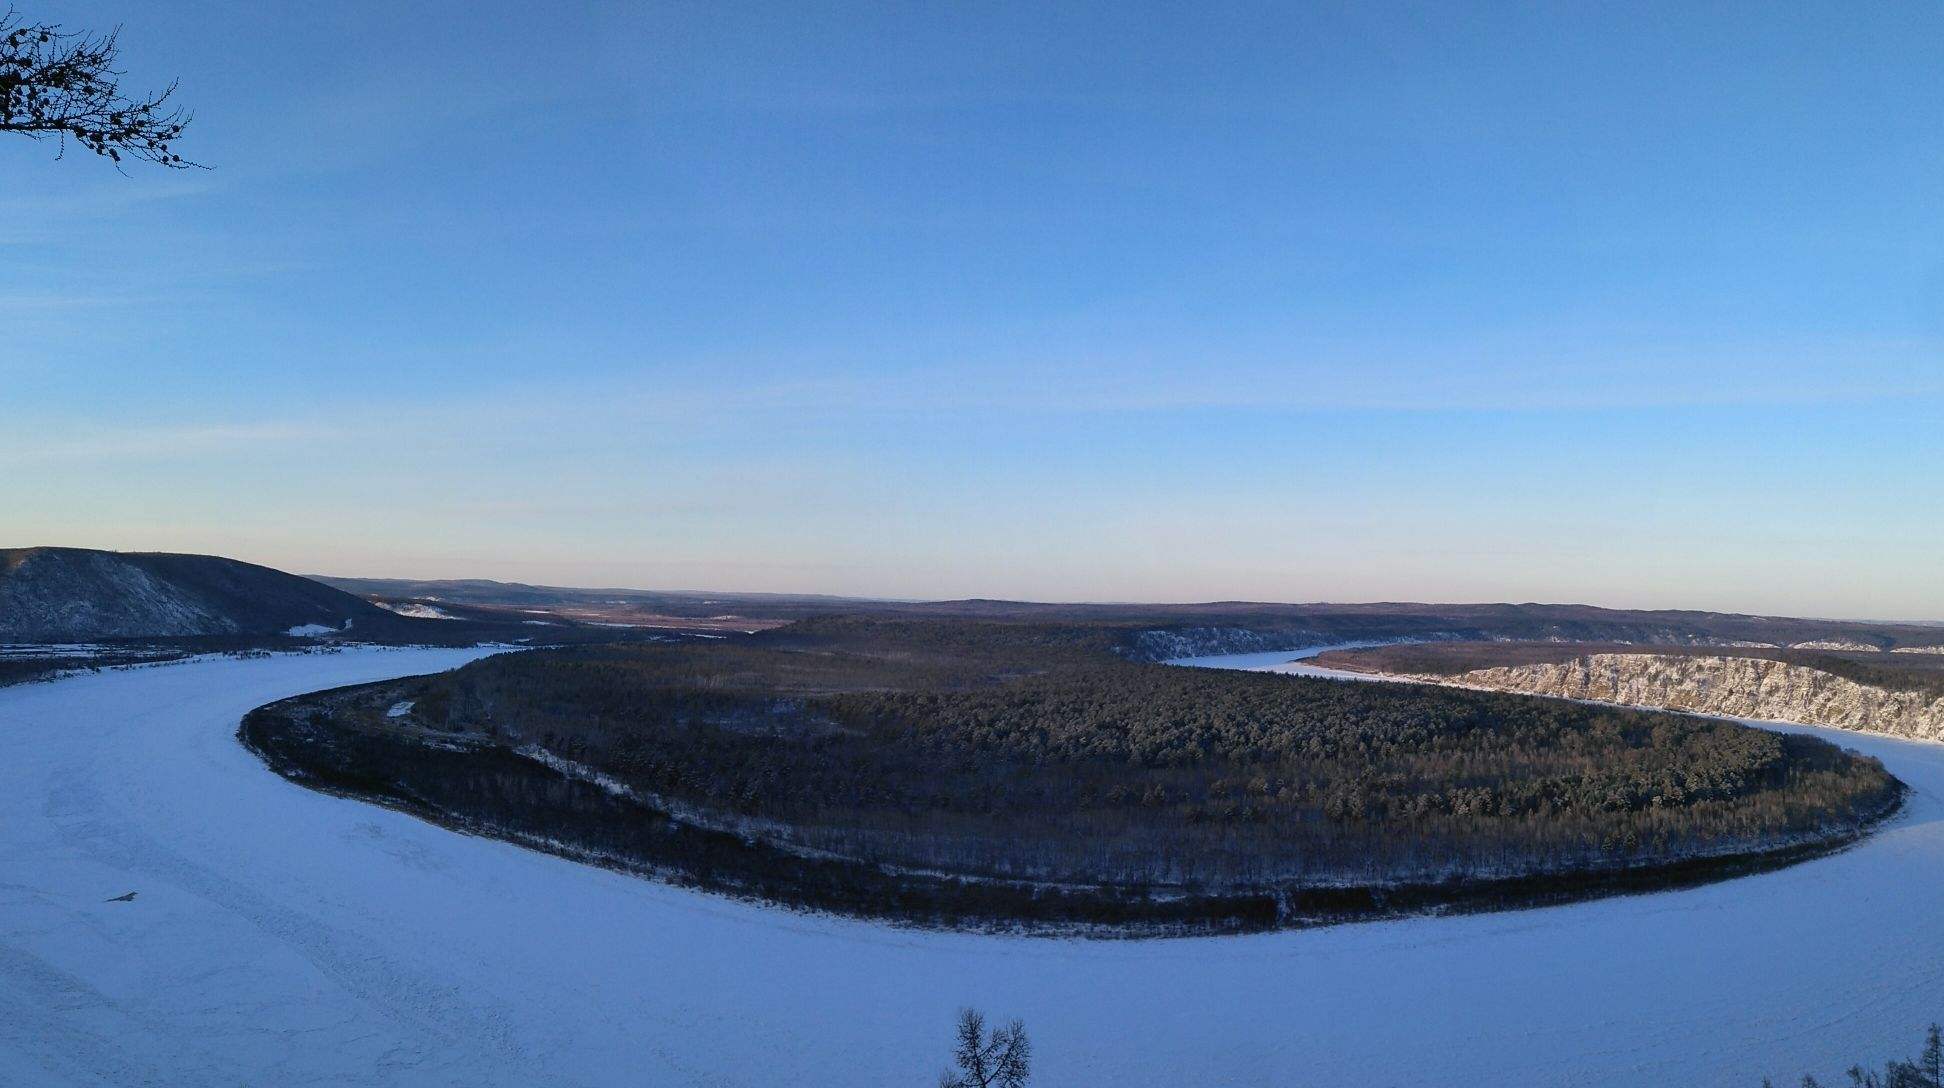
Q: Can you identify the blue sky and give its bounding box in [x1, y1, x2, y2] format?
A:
[5, 1, 1941, 616]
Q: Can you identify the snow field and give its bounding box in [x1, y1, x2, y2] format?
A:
[0, 647, 1940, 1085]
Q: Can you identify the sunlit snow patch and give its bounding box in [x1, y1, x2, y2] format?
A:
[375, 601, 458, 620]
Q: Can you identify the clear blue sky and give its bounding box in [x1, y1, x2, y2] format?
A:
[5, 2, 1941, 617]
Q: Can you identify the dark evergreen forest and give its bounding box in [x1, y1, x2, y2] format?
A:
[243, 618, 1903, 931]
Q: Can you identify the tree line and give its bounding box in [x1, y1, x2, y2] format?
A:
[399, 620, 1900, 891]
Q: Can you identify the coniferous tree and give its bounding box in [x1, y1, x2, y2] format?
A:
[1775, 1024, 1944, 1088]
[938, 1008, 1030, 1088]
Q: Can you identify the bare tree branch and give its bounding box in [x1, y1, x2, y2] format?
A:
[1, 7, 198, 170]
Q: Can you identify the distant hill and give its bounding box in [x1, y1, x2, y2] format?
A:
[309, 574, 1944, 656]
[0, 548, 392, 641]
[44, 552, 1931, 653]
[314, 575, 881, 614]
[311, 575, 887, 630]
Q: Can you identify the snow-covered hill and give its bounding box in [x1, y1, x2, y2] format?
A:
[0, 547, 389, 640]
[4, 648, 1944, 1086]
[1384, 653, 1944, 742]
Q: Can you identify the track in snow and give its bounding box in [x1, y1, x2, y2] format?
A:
[2, 647, 1942, 1086]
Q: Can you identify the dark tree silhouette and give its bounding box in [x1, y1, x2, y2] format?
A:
[938, 1008, 1030, 1088]
[1765, 1023, 1944, 1088]
[1, 9, 194, 168]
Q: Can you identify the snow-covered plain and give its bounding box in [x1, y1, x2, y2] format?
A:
[5, 647, 1944, 1086]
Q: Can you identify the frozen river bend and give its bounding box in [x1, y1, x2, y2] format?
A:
[4, 648, 1944, 1086]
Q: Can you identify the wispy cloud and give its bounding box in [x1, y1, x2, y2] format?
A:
[0, 290, 175, 312]
[552, 340, 1944, 417]
[0, 175, 218, 248]
[5, 421, 343, 464]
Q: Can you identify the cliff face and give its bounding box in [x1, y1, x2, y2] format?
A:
[1430, 654, 1944, 742]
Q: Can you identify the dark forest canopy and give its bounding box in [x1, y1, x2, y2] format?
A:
[367, 617, 1900, 897]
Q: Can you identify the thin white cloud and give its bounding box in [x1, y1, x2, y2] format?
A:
[6, 421, 343, 464]
[10, 331, 1937, 476]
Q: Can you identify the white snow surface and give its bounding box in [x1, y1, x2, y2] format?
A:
[284, 623, 336, 637]
[0, 644, 114, 659]
[4, 646, 1944, 1086]
[375, 601, 457, 620]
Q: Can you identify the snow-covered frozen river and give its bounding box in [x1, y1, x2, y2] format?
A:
[4, 646, 1944, 1086]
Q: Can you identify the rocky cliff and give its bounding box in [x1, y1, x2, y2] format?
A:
[1423, 654, 1944, 742]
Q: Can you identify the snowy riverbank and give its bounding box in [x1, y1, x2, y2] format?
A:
[4, 647, 1943, 1086]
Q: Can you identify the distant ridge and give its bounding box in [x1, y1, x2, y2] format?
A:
[309, 574, 1944, 653]
[0, 547, 390, 641]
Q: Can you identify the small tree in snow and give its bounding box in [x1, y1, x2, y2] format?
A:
[1770, 1023, 1944, 1088]
[938, 1008, 1030, 1088]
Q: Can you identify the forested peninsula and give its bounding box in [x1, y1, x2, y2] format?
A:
[242, 619, 1903, 934]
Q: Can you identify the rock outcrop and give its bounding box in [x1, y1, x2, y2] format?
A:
[1426, 654, 1944, 742]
